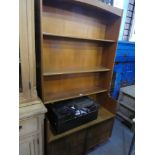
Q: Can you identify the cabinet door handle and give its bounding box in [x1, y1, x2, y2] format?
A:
[19, 125, 22, 130]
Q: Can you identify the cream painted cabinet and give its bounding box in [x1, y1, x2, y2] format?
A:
[19, 0, 47, 155]
[19, 101, 47, 155]
[19, 0, 37, 103]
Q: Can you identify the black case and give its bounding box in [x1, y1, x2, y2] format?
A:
[46, 97, 99, 134]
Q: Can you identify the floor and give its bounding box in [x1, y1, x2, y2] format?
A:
[87, 118, 135, 155]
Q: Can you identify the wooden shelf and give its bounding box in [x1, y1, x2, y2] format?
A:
[43, 32, 115, 43]
[47, 106, 115, 142]
[43, 67, 111, 76]
[44, 87, 108, 104]
[68, 0, 123, 17]
[43, 0, 122, 17]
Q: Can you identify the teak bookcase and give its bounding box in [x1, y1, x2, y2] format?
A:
[35, 0, 122, 154]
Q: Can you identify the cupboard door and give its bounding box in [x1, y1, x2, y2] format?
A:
[86, 119, 114, 150]
[19, 117, 38, 136]
[20, 139, 34, 155]
[19, 135, 39, 155]
[68, 130, 86, 155]
[49, 138, 69, 155]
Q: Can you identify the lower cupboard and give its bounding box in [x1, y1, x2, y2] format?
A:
[47, 118, 114, 155]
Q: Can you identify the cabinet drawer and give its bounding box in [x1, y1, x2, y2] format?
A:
[19, 117, 38, 136]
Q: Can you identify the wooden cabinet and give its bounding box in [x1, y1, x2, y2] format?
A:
[34, 0, 122, 154]
[19, 0, 37, 104]
[46, 117, 114, 155]
[19, 102, 47, 155]
[19, 0, 47, 155]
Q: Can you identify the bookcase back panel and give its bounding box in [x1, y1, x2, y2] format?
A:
[101, 43, 117, 68]
[43, 73, 108, 102]
[42, 5, 106, 40]
[42, 39, 106, 73]
[88, 92, 117, 114]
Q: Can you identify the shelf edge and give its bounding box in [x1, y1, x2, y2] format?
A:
[43, 32, 116, 43]
[43, 68, 111, 76]
[44, 89, 108, 104]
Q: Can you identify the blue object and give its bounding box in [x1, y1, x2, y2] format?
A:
[111, 41, 135, 99]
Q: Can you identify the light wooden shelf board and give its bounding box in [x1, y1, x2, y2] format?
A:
[44, 87, 108, 104]
[47, 106, 115, 142]
[43, 67, 111, 76]
[43, 32, 115, 43]
[43, 0, 123, 17]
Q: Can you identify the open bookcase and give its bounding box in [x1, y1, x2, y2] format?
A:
[35, 0, 122, 154]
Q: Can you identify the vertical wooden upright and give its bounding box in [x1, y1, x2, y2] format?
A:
[19, 0, 47, 155]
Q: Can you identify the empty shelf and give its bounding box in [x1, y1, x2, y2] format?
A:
[44, 87, 108, 104]
[43, 32, 115, 43]
[43, 67, 111, 76]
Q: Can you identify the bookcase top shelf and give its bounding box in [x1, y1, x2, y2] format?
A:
[67, 0, 123, 17]
[43, 67, 111, 76]
[43, 0, 123, 17]
[43, 32, 116, 43]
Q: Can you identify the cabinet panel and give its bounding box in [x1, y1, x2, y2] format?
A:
[48, 130, 86, 155]
[19, 117, 38, 136]
[19, 0, 37, 103]
[47, 118, 114, 155]
[19, 0, 31, 99]
[86, 119, 114, 149]
[48, 137, 69, 155]
[19, 141, 31, 155]
[19, 135, 39, 155]
[68, 130, 86, 155]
